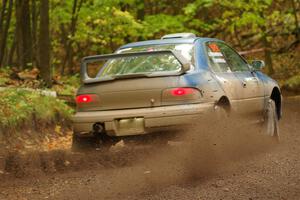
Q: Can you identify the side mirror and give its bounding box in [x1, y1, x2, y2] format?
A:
[251, 60, 265, 71]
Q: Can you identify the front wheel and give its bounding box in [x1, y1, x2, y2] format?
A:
[263, 99, 280, 141]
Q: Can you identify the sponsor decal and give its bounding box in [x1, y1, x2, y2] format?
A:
[208, 52, 223, 57]
[213, 58, 226, 63]
[208, 43, 220, 52]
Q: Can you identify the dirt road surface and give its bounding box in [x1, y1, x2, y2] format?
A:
[0, 98, 300, 200]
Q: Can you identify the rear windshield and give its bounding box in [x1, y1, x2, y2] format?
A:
[116, 44, 194, 62]
[93, 44, 194, 78]
[97, 53, 181, 78]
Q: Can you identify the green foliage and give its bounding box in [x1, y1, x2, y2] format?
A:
[51, 0, 143, 60]
[53, 74, 81, 96]
[184, 0, 214, 16]
[1, 0, 299, 92]
[0, 67, 11, 86]
[0, 89, 73, 129]
[283, 75, 300, 92]
[142, 14, 187, 38]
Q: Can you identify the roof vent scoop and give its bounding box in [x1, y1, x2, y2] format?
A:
[161, 33, 196, 40]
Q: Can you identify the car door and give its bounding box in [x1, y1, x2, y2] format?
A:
[217, 42, 265, 117]
[204, 41, 244, 111]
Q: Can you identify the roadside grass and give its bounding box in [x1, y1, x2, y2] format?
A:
[0, 88, 74, 152]
[0, 68, 76, 152]
[0, 88, 73, 130]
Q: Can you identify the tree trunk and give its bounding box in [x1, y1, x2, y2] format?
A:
[15, 0, 32, 69]
[31, 0, 38, 67]
[23, 0, 32, 66]
[61, 0, 83, 75]
[137, 0, 145, 21]
[59, 23, 68, 75]
[259, 10, 274, 75]
[39, 0, 51, 87]
[261, 34, 274, 75]
[60, 0, 76, 75]
[6, 30, 16, 66]
[0, 0, 8, 32]
[68, 0, 83, 74]
[291, 0, 300, 40]
[0, 0, 13, 67]
[15, 0, 23, 69]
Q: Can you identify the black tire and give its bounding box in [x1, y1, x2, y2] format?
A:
[97, 133, 120, 149]
[263, 99, 280, 141]
[71, 134, 97, 152]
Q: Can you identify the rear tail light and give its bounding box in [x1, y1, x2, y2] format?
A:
[162, 87, 201, 102]
[171, 88, 195, 96]
[76, 94, 99, 105]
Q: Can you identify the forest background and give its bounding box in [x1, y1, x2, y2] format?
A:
[0, 0, 299, 88]
[0, 0, 299, 149]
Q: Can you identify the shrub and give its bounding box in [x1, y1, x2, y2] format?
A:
[282, 75, 300, 93]
[52, 74, 80, 96]
[0, 88, 74, 130]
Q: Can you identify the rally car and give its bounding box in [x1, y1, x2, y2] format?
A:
[72, 33, 282, 149]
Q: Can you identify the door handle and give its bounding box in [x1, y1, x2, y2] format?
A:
[242, 81, 247, 88]
[245, 77, 259, 82]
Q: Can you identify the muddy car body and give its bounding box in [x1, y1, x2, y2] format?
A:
[72, 33, 282, 148]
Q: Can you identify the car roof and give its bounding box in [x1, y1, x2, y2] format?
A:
[119, 37, 219, 49]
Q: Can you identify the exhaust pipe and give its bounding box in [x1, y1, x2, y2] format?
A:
[92, 123, 114, 147]
[93, 123, 104, 133]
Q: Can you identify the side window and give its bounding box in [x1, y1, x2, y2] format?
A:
[205, 42, 249, 72]
[218, 43, 249, 72]
[205, 42, 231, 73]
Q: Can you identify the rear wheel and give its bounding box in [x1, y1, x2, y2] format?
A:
[72, 133, 119, 151]
[263, 99, 279, 141]
[71, 134, 96, 151]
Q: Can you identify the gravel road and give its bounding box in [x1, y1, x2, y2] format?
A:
[0, 97, 299, 200]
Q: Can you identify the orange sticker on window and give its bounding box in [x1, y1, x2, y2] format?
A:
[208, 43, 220, 52]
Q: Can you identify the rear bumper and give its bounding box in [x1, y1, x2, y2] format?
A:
[72, 103, 215, 136]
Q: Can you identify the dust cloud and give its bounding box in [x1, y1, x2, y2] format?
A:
[126, 112, 276, 188]
[52, 113, 276, 199]
[0, 112, 276, 199]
